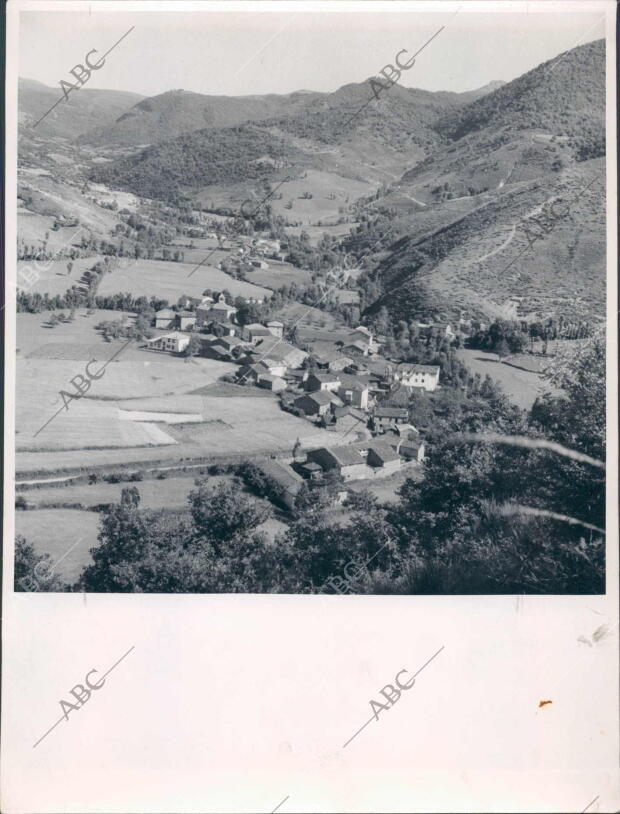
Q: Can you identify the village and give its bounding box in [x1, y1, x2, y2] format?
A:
[143, 279, 445, 506]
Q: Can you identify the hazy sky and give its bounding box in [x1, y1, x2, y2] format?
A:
[18, 5, 606, 98]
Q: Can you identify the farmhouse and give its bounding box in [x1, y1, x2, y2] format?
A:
[299, 461, 324, 481]
[305, 372, 341, 393]
[250, 259, 269, 269]
[395, 364, 440, 392]
[154, 308, 176, 330]
[256, 460, 303, 509]
[338, 381, 369, 410]
[266, 320, 284, 338]
[364, 441, 401, 475]
[213, 335, 246, 354]
[145, 332, 190, 354]
[314, 348, 354, 372]
[306, 446, 368, 482]
[236, 362, 271, 384]
[294, 391, 342, 417]
[211, 320, 238, 337]
[331, 406, 370, 438]
[395, 433, 425, 462]
[176, 311, 197, 330]
[349, 326, 378, 352]
[342, 339, 371, 357]
[257, 374, 286, 392]
[374, 407, 409, 432]
[243, 323, 273, 344]
[246, 338, 307, 369]
[351, 325, 373, 342]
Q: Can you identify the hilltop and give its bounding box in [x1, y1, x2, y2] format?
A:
[18, 78, 144, 139]
[77, 88, 325, 147]
[357, 39, 606, 323]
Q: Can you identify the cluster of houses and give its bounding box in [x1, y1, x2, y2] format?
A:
[141, 291, 445, 490]
[217, 237, 288, 274]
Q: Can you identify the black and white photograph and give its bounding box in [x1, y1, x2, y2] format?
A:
[2, 2, 618, 812]
[12, 3, 610, 596]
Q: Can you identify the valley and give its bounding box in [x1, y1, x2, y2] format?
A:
[14, 35, 607, 594]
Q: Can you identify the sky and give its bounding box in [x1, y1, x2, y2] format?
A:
[18, 3, 607, 98]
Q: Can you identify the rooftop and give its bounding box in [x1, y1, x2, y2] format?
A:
[258, 460, 303, 492]
[146, 331, 187, 343]
[375, 407, 409, 419]
[398, 364, 440, 375]
[320, 446, 366, 467]
[366, 441, 400, 464]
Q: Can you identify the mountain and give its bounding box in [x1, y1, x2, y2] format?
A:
[18, 78, 144, 139]
[77, 88, 325, 147]
[76, 76, 503, 152]
[87, 79, 500, 200]
[434, 39, 605, 150]
[360, 39, 606, 323]
[458, 80, 506, 103]
[89, 123, 308, 201]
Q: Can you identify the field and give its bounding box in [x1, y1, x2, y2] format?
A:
[266, 170, 372, 225]
[96, 257, 271, 301]
[16, 310, 355, 476]
[456, 348, 562, 409]
[243, 261, 313, 289]
[21, 474, 217, 509]
[193, 171, 372, 226]
[272, 302, 345, 332]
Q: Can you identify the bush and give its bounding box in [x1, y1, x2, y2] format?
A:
[15, 495, 29, 510]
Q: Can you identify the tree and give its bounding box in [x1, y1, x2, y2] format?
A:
[495, 338, 511, 361]
[184, 334, 202, 358]
[188, 479, 270, 556]
[15, 536, 67, 592]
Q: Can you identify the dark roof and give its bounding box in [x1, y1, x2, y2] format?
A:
[367, 442, 400, 464]
[250, 338, 305, 363]
[336, 372, 371, 389]
[375, 407, 408, 419]
[322, 446, 366, 467]
[308, 372, 340, 383]
[343, 340, 369, 351]
[258, 461, 303, 492]
[333, 405, 366, 420]
[296, 390, 333, 407]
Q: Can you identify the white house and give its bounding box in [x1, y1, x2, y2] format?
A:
[395, 364, 440, 392]
[145, 332, 190, 354]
